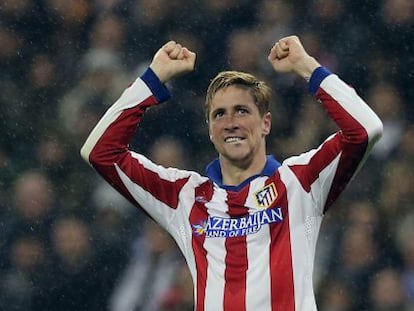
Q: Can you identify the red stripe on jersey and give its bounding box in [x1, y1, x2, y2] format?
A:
[324, 135, 366, 210]
[223, 188, 250, 311]
[121, 159, 189, 209]
[316, 88, 368, 144]
[223, 235, 248, 310]
[190, 182, 214, 311]
[268, 175, 295, 311]
[289, 136, 340, 193]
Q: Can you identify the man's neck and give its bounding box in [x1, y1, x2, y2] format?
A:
[220, 154, 267, 186]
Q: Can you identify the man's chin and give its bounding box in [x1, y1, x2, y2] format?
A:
[222, 151, 252, 166]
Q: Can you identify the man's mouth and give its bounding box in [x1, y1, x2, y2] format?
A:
[224, 137, 244, 143]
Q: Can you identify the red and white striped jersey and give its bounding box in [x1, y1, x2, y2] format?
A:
[81, 67, 382, 311]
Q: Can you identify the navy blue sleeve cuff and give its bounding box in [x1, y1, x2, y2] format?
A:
[140, 67, 171, 103]
[308, 67, 332, 96]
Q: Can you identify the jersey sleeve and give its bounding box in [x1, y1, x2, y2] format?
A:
[80, 68, 199, 228]
[284, 67, 383, 213]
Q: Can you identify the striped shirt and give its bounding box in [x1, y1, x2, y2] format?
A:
[81, 67, 382, 311]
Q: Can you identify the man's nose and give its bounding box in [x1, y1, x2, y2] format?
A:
[224, 114, 239, 131]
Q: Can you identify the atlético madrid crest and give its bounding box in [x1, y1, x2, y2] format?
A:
[254, 182, 278, 209]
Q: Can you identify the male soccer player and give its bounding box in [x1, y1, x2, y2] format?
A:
[81, 36, 383, 310]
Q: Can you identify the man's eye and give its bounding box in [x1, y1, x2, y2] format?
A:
[237, 108, 248, 114]
[214, 111, 224, 118]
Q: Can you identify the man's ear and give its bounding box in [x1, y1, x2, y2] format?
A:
[208, 122, 214, 141]
[262, 112, 272, 136]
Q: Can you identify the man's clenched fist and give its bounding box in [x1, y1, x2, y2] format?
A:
[150, 41, 196, 83]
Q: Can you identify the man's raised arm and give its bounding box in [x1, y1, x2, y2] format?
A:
[267, 35, 382, 148]
[79, 42, 196, 219]
[269, 35, 382, 211]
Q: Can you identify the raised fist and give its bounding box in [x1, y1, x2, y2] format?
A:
[268, 35, 320, 80]
[150, 41, 196, 83]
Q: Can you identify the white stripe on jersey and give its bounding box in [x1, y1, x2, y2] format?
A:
[245, 177, 272, 310]
[310, 153, 341, 214]
[204, 187, 228, 311]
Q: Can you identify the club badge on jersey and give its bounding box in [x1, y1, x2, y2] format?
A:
[255, 182, 278, 209]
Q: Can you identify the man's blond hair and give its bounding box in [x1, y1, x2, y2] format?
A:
[205, 71, 272, 121]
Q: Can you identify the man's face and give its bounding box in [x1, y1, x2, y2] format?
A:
[208, 86, 271, 167]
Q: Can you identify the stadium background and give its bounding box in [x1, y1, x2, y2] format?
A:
[0, 0, 413, 310]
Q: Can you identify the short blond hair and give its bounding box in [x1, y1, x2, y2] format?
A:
[205, 71, 272, 121]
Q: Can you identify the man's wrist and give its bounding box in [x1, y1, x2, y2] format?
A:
[297, 56, 321, 81]
[149, 64, 169, 84]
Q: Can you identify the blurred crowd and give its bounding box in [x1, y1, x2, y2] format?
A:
[0, 0, 413, 310]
